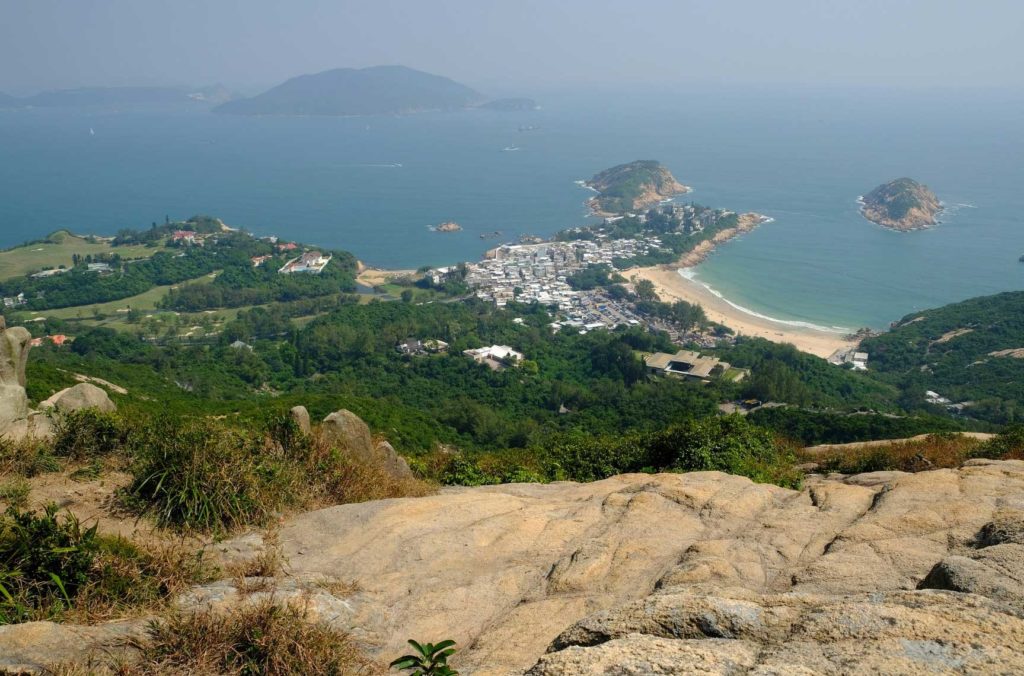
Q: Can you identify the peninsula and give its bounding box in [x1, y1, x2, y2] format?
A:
[584, 160, 690, 216]
[860, 178, 942, 231]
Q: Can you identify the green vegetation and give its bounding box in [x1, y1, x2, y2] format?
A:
[860, 291, 1024, 423]
[585, 160, 686, 214]
[0, 505, 210, 624]
[565, 264, 624, 290]
[391, 639, 459, 676]
[0, 230, 160, 282]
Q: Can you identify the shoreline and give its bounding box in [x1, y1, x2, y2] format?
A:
[676, 212, 766, 267]
[627, 264, 858, 359]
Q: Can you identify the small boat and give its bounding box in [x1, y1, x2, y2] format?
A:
[502, 146, 520, 152]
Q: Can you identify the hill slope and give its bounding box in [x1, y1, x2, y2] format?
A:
[861, 291, 1024, 421]
[585, 160, 690, 215]
[215, 65, 483, 116]
[860, 177, 942, 231]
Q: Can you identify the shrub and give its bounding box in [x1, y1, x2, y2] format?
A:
[0, 504, 212, 625]
[0, 505, 99, 624]
[391, 639, 459, 675]
[811, 433, 987, 475]
[127, 600, 380, 675]
[975, 425, 1024, 460]
[127, 416, 294, 533]
[52, 409, 129, 460]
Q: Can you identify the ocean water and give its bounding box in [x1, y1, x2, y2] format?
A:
[1, 86, 1022, 329]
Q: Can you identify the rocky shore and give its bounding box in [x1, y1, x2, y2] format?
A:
[673, 212, 766, 267]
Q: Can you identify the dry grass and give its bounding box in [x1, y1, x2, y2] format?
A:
[805, 433, 1018, 475]
[135, 599, 381, 675]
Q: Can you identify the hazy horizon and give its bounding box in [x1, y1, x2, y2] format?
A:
[2, 0, 1023, 96]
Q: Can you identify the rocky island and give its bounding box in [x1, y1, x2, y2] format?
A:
[860, 177, 942, 231]
[435, 221, 462, 233]
[584, 160, 690, 216]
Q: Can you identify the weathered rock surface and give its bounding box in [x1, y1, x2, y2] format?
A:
[4, 460, 1024, 673]
[0, 619, 149, 673]
[40, 382, 116, 414]
[225, 459, 1024, 673]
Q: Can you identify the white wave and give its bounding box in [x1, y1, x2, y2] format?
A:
[676, 269, 851, 334]
[574, 180, 599, 193]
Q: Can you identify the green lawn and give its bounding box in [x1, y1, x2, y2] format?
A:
[33, 273, 217, 320]
[0, 231, 161, 281]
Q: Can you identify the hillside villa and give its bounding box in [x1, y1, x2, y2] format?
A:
[644, 349, 744, 383]
[279, 251, 332, 274]
[463, 344, 524, 371]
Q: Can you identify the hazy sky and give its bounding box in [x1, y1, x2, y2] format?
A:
[1, 0, 1022, 94]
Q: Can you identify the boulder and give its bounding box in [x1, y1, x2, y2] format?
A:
[0, 318, 31, 429]
[41, 383, 116, 414]
[321, 409, 374, 462]
[289, 405, 311, 435]
[375, 440, 414, 480]
[0, 619, 148, 673]
[0, 411, 55, 443]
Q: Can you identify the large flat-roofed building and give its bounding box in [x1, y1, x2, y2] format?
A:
[644, 349, 730, 382]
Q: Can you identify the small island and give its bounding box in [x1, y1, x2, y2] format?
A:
[860, 178, 942, 231]
[584, 160, 690, 217]
[435, 221, 462, 233]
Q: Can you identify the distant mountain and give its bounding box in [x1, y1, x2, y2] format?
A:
[860, 178, 942, 231]
[585, 160, 691, 215]
[477, 98, 538, 112]
[215, 66, 484, 116]
[22, 86, 197, 107]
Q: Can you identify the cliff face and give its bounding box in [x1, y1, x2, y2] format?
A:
[585, 160, 690, 216]
[861, 177, 942, 231]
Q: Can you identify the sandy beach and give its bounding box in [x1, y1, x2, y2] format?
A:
[355, 261, 416, 287]
[628, 264, 857, 359]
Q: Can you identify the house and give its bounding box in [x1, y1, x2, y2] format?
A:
[644, 349, 730, 382]
[422, 339, 449, 354]
[2, 293, 25, 308]
[279, 251, 332, 274]
[276, 242, 299, 252]
[172, 230, 198, 245]
[29, 334, 70, 348]
[463, 345, 524, 371]
[30, 268, 69, 279]
[397, 338, 424, 355]
[251, 255, 272, 267]
[86, 262, 112, 274]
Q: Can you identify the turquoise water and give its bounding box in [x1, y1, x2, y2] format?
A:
[1, 87, 1022, 329]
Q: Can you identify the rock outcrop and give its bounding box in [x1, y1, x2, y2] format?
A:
[0, 316, 32, 429]
[289, 405, 311, 435]
[40, 383, 116, 414]
[321, 409, 414, 480]
[4, 460, 1024, 673]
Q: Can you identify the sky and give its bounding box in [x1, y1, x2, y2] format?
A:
[1, 0, 1022, 95]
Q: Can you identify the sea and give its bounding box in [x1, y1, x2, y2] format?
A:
[1, 85, 1023, 330]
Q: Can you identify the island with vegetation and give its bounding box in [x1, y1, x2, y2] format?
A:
[584, 160, 690, 216]
[214, 65, 484, 117]
[860, 177, 942, 231]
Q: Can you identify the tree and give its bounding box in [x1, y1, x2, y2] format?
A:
[401, 289, 415, 303]
[635, 279, 658, 302]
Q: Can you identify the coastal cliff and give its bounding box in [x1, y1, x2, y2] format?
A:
[585, 160, 690, 216]
[860, 178, 942, 231]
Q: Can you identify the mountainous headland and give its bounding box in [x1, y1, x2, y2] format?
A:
[214, 65, 484, 116]
[584, 160, 690, 216]
[860, 177, 942, 231]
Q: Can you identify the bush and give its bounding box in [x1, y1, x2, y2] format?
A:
[127, 600, 379, 675]
[811, 433, 988, 474]
[53, 409, 129, 460]
[0, 505, 99, 623]
[0, 504, 211, 625]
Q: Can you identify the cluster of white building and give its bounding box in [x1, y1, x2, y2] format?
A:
[279, 251, 332, 274]
[463, 238, 660, 308]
